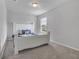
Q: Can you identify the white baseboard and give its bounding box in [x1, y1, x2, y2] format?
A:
[50, 40, 79, 51]
[0, 40, 7, 59]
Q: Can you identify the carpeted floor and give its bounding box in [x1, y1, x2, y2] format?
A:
[3, 40, 79, 59]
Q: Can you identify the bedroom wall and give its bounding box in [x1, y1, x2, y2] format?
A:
[0, 0, 7, 52]
[37, 0, 79, 49]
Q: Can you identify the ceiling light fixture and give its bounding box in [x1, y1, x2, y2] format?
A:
[32, 3, 38, 7]
[32, 0, 39, 7]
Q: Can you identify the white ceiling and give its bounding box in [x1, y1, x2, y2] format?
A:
[6, 0, 70, 16]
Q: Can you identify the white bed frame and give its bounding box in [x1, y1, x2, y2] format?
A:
[14, 34, 49, 54]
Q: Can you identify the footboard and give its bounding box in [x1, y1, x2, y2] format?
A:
[14, 34, 49, 54]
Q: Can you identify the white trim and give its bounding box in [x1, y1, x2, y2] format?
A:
[50, 40, 79, 51]
[0, 46, 5, 59]
[0, 40, 7, 59]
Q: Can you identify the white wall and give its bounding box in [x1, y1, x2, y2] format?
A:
[7, 10, 37, 39]
[35, 17, 40, 33]
[7, 22, 13, 39]
[38, 0, 79, 49]
[0, 0, 7, 51]
[7, 10, 36, 24]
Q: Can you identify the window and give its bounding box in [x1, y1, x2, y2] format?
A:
[14, 23, 34, 34]
[40, 17, 48, 33]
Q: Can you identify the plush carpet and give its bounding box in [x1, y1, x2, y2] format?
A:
[3, 40, 79, 59]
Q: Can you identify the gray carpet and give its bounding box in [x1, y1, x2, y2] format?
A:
[3, 40, 79, 59]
